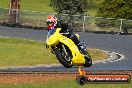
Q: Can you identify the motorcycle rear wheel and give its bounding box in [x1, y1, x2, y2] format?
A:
[83, 51, 92, 67]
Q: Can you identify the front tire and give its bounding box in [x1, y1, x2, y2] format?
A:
[54, 47, 72, 68]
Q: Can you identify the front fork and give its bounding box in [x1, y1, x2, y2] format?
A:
[61, 44, 68, 56]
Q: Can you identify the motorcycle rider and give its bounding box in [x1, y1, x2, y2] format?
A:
[46, 15, 85, 53]
[46, 15, 58, 38]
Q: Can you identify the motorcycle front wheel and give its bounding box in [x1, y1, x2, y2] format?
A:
[54, 44, 73, 68]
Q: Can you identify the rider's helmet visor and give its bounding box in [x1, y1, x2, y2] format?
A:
[46, 22, 54, 26]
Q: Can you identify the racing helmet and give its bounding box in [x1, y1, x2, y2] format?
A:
[46, 15, 58, 27]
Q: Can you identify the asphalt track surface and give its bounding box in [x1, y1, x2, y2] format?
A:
[0, 26, 132, 72]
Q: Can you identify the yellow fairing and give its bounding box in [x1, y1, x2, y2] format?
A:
[47, 28, 85, 65]
[59, 36, 85, 65]
[47, 28, 61, 46]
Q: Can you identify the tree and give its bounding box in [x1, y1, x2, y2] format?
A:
[50, 0, 88, 15]
[96, 0, 132, 20]
[96, 0, 132, 34]
[50, 0, 89, 31]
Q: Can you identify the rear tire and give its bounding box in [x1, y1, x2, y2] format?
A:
[54, 47, 72, 68]
[83, 51, 92, 67]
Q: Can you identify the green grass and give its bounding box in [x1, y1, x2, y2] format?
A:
[0, 80, 131, 88]
[0, 0, 104, 16]
[0, 37, 57, 67]
[88, 48, 109, 61]
[0, 0, 54, 13]
[0, 37, 109, 67]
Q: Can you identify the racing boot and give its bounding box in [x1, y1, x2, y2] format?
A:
[77, 43, 87, 54]
[69, 34, 87, 54]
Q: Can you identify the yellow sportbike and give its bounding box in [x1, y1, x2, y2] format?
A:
[46, 28, 92, 68]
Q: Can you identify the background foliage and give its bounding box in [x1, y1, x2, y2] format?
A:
[50, 0, 88, 15]
[96, 0, 132, 20]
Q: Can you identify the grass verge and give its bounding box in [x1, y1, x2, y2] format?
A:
[0, 72, 131, 88]
[0, 0, 105, 16]
[0, 80, 131, 88]
[0, 37, 109, 67]
[0, 0, 54, 13]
